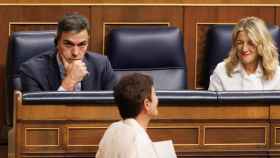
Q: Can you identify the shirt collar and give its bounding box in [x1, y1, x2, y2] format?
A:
[255, 63, 263, 76]
[233, 62, 263, 77]
[56, 53, 65, 80]
[233, 62, 242, 73]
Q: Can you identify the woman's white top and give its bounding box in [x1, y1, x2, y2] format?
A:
[208, 61, 280, 91]
[96, 118, 158, 158]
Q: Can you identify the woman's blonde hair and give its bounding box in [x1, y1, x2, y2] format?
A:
[224, 16, 279, 80]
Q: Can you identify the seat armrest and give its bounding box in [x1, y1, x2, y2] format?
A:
[217, 90, 280, 104]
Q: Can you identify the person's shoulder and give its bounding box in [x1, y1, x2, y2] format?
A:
[86, 51, 108, 61]
[110, 120, 136, 132]
[22, 49, 55, 67]
[215, 61, 226, 70]
[213, 61, 227, 74]
[19, 50, 56, 79]
[273, 65, 280, 77]
[275, 65, 280, 71]
[104, 120, 137, 140]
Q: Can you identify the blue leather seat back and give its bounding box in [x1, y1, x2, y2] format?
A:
[107, 27, 187, 90]
[203, 24, 280, 88]
[6, 31, 56, 126]
[8, 31, 56, 85]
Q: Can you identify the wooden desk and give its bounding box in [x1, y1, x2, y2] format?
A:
[14, 91, 280, 158]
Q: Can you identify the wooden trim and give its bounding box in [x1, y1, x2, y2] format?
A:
[203, 125, 268, 146]
[8, 22, 57, 36]
[24, 128, 60, 147]
[67, 126, 106, 147]
[149, 126, 200, 146]
[1, 3, 280, 7]
[275, 127, 280, 145]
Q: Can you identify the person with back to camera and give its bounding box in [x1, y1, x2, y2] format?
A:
[208, 16, 280, 91]
[96, 73, 160, 158]
[20, 12, 117, 92]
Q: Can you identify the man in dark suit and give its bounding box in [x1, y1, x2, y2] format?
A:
[20, 13, 117, 92]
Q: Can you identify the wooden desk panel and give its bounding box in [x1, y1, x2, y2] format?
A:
[14, 92, 279, 158]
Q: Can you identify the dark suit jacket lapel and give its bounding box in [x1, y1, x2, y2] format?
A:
[47, 51, 61, 90]
[81, 54, 94, 90]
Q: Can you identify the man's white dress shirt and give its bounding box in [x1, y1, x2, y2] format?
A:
[208, 61, 280, 91]
[96, 118, 158, 158]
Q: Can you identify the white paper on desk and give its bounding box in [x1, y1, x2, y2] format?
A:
[152, 140, 177, 158]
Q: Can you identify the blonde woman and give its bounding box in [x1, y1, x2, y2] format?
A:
[208, 17, 280, 91]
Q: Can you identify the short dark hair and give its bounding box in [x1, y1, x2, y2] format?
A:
[113, 73, 154, 119]
[55, 12, 89, 45]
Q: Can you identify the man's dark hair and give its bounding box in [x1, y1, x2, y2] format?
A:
[55, 12, 89, 45]
[113, 73, 154, 119]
